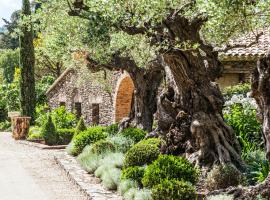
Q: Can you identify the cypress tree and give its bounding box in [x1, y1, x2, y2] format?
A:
[20, 0, 36, 124]
[75, 117, 87, 136]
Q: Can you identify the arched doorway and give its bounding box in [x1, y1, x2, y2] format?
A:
[114, 74, 135, 123]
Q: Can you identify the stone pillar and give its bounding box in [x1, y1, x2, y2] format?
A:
[12, 117, 31, 140]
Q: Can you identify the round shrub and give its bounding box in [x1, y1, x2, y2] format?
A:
[138, 138, 163, 147]
[123, 143, 160, 168]
[152, 179, 196, 200]
[91, 140, 116, 154]
[41, 115, 58, 146]
[119, 128, 146, 143]
[72, 126, 108, 155]
[206, 164, 244, 191]
[121, 166, 145, 185]
[57, 128, 75, 145]
[142, 155, 199, 188]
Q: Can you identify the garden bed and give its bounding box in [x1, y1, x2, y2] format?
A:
[54, 152, 122, 200]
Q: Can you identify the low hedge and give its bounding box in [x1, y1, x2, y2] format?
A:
[123, 141, 160, 168]
[152, 179, 196, 200]
[71, 126, 108, 155]
[119, 128, 146, 143]
[142, 155, 199, 188]
[57, 128, 75, 145]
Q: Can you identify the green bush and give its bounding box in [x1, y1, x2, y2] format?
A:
[71, 126, 108, 155]
[57, 128, 75, 145]
[137, 138, 163, 147]
[223, 83, 251, 100]
[224, 103, 262, 154]
[41, 115, 58, 145]
[244, 150, 270, 184]
[51, 106, 77, 129]
[152, 179, 196, 200]
[27, 126, 43, 140]
[75, 117, 87, 136]
[105, 123, 119, 135]
[206, 164, 244, 191]
[142, 155, 199, 188]
[91, 140, 116, 154]
[123, 142, 160, 168]
[119, 128, 146, 143]
[121, 166, 145, 186]
[0, 120, 11, 131]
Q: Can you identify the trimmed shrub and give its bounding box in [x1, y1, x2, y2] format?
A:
[142, 155, 199, 188]
[71, 126, 108, 155]
[121, 166, 145, 185]
[91, 140, 116, 154]
[27, 126, 42, 140]
[108, 135, 135, 153]
[206, 164, 244, 191]
[74, 117, 87, 136]
[105, 123, 119, 135]
[57, 128, 75, 145]
[119, 128, 146, 143]
[41, 115, 58, 145]
[123, 142, 160, 168]
[152, 179, 196, 200]
[138, 138, 163, 147]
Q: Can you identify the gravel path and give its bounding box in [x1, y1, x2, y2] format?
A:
[0, 132, 88, 200]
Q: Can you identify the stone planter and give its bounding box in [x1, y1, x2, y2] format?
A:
[12, 116, 31, 140]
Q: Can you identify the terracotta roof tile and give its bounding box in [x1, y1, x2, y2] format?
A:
[220, 28, 270, 61]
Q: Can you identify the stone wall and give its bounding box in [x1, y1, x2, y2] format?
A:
[47, 69, 134, 126]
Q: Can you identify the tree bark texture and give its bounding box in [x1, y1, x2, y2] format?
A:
[153, 14, 242, 168]
[12, 116, 31, 140]
[251, 53, 270, 161]
[20, 0, 36, 124]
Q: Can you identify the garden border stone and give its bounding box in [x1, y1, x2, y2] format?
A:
[54, 152, 122, 200]
[16, 140, 67, 149]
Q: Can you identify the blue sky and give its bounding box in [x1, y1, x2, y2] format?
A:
[0, 0, 21, 26]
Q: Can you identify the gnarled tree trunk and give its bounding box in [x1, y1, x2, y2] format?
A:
[251, 53, 270, 161]
[153, 15, 242, 168]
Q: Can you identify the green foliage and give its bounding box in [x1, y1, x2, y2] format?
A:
[74, 117, 87, 136]
[0, 120, 11, 131]
[142, 155, 199, 188]
[41, 115, 58, 145]
[243, 150, 270, 184]
[223, 83, 251, 101]
[105, 123, 119, 135]
[206, 164, 245, 191]
[35, 75, 55, 106]
[57, 128, 75, 145]
[51, 106, 77, 129]
[119, 128, 146, 143]
[0, 49, 19, 83]
[108, 135, 135, 153]
[27, 126, 42, 140]
[35, 104, 49, 126]
[152, 179, 196, 200]
[71, 126, 108, 155]
[121, 166, 145, 186]
[123, 142, 160, 168]
[137, 138, 163, 147]
[100, 167, 121, 190]
[91, 140, 116, 154]
[224, 101, 262, 154]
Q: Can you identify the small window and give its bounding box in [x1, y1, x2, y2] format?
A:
[59, 102, 66, 107]
[92, 104, 100, 125]
[74, 102, 82, 119]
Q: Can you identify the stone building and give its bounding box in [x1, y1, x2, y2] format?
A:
[217, 28, 269, 88]
[46, 68, 135, 126]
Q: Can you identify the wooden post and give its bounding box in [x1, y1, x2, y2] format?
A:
[12, 116, 31, 140]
